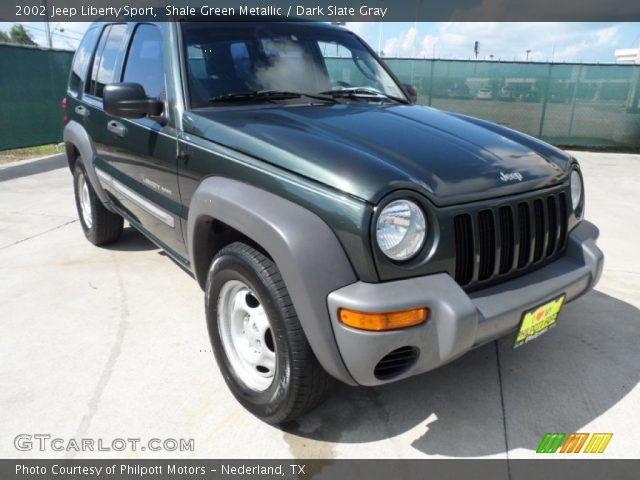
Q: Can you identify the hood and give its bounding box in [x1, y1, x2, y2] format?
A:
[185, 104, 571, 205]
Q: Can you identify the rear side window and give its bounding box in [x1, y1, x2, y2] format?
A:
[87, 24, 127, 99]
[122, 24, 165, 99]
[69, 27, 100, 95]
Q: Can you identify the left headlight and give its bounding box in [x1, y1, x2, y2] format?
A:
[570, 168, 584, 215]
[376, 199, 426, 261]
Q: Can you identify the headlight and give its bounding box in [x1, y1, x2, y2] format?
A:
[570, 169, 583, 213]
[376, 199, 426, 261]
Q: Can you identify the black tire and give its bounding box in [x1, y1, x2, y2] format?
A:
[205, 242, 334, 424]
[73, 161, 123, 245]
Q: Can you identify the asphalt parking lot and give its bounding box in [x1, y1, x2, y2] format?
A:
[1, 151, 638, 460]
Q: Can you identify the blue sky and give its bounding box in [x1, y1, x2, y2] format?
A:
[350, 22, 640, 62]
[1, 22, 638, 63]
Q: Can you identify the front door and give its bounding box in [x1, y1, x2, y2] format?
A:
[85, 23, 185, 259]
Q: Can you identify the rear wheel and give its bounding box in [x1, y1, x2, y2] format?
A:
[73, 162, 123, 245]
[206, 242, 334, 424]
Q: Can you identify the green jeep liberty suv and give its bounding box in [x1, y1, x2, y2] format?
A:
[63, 19, 604, 423]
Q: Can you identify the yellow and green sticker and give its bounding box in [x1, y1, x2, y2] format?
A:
[537, 433, 613, 454]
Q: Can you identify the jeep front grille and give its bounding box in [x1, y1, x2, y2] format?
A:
[453, 191, 568, 289]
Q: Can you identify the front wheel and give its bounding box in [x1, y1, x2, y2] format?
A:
[205, 242, 334, 424]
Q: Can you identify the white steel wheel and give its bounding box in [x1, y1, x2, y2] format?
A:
[206, 242, 335, 423]
[77, 173, 93, 229]
[217, 279, 276, 392]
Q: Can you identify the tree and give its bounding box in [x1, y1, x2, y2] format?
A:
[0, 30, 10, 44]
[9, 24, 37, 46]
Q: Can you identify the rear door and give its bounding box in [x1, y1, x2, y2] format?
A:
[82, 23, 127, 177]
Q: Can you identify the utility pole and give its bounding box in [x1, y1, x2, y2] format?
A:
[42, 0, 52, 48]
[377, 0, 385, 56]
[412, 0, 420, 58]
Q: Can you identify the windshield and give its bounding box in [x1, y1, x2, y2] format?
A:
[181, 22, 406, 108]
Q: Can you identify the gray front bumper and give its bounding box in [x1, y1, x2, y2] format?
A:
[327, 220, 604, 386]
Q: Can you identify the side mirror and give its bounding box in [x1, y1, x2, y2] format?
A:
[103, 83, 163, 119]
[403, 84, 418, 104]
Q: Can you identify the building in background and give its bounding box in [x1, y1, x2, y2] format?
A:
[615, 48, 640, 64]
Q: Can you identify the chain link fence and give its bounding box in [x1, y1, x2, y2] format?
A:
[2, 45, 640, 151]
[0, 44, 73, 151]
[384, 59, 640, 148]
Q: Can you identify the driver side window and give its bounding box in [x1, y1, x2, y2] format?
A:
[122, 24, 165, 99]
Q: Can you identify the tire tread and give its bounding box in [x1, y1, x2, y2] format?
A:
[209, 242, 334, 423]
[73, 162, 123, 245]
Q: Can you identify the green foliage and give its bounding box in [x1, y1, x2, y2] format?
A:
[0, 30, 10, 43]
[9, 24, 37, 46]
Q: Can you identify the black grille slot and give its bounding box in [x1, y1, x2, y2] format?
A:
[517, 203, 531, 268]
[546, 196, 558, 255]
[454, 214, 474, 286]
[499, 206, 514, 274]
[478, 210, 496, 281]
[374, 346, 419, 380]
[533, 199, 545, 262]
[558, 192, 568, 249]
[453, 190, 570, 290]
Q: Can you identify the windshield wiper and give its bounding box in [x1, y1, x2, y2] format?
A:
[208, 90, 337, 104]
[318, 87, 409, 104]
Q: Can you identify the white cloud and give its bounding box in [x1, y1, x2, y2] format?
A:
[345, 22, 371, 38]
[383, 26, 418, 57]
[380, 23, 625, 62]
[345, 22, 383, 53]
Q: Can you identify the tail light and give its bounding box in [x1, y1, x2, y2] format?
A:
[61, 97, 69, 125]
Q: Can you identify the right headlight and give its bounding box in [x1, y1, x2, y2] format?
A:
[376, 199, 427, 262]
[570, 168, 584, 215]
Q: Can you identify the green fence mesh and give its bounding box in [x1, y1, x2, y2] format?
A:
[328, 57, 640, 147]
[2, 47, 639, 151]
[0, 44, 73, 151]
[384, 59, 640, 148]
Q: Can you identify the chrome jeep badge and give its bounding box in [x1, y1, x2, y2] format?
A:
[499, 171, 524, 182]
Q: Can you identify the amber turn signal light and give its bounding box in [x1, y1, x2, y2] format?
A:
[338, 307, 429, 331]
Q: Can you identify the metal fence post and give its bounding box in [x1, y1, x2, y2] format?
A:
[427, 59, 435, 106]
[567, 64, 583, 139]
[538, 63, 553, 138]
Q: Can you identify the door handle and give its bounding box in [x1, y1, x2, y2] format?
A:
[107, 120, 127, 138]
[75, 105, 89, 118]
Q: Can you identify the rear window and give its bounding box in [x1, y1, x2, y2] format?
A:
[69, 27, 100, 95]
[87, 24, 127, 99]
